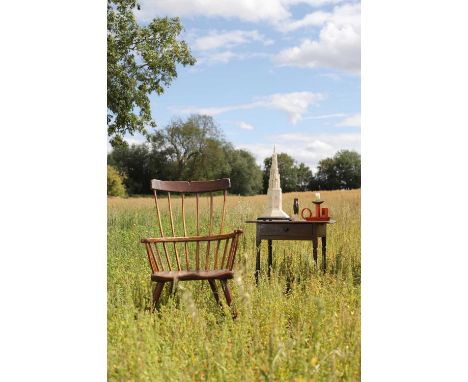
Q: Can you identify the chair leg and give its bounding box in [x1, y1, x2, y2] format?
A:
[221, 280, 232, 306]
[152, 282, 165, 309]
[208, 280, 221, 305]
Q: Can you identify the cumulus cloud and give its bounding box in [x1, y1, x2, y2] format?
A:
[177, 91, 325, 124]
[193, 30, 272, 51]
[274, 3, 360, 73]
[337, 113, 360, 127]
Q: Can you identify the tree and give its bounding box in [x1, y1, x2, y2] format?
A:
[227, 149, 263, 195]
[296, 163, 313, 191]
[108, 143, 169, 194]
[107, 165, 127, 196]
[151, 115, 225, 180]
[107, 0, 196, 146]
[313, 150, 361, 190]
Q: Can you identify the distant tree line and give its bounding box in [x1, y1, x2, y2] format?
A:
[107, 114, 360, 196]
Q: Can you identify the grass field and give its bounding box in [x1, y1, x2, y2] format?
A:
[108, 190, 360, 381]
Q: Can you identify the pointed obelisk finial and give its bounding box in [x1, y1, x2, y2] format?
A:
[259, 145, 290, 220]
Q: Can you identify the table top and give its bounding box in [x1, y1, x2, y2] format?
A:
[245, 219, 336, 224]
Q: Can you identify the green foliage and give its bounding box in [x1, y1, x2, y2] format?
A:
[263, 153, 312, 193]
[108, 144, 163, 194]
[107, 165, 127, 197]
[227, 149, 263, 195]
[107, 0, 196, 146]
[107, 190, 361, 381]
[153, 115, 226, 180]
[108, 115, 263, 195]
[312, 150, 361, 190]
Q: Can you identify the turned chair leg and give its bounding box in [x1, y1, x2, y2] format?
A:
[152, 282, 165, 309]
[208, 280, 221, 305]
[220, 280, 232, 306]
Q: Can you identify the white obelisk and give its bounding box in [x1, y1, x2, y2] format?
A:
[261, 146, 290, 219]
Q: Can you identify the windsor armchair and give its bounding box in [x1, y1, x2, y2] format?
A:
[141, 178, 243, 309]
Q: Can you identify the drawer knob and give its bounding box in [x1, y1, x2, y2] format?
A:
[283, 227, 289, 232]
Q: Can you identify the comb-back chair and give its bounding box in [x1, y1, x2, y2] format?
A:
[141, 178, 243, 308]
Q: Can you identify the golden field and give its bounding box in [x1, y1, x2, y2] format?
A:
[108, 189, 360, 381]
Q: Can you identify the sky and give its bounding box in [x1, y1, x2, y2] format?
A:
[124, 0, 361, 171]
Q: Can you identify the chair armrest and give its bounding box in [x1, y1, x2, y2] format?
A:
[141, 230, 242, 244]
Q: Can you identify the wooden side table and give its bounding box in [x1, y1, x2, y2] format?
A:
[245, 220, 336, 283]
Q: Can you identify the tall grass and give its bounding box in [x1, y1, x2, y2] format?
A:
[108, 190, 360, 381]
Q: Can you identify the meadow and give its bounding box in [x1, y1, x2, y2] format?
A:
[108, 190, 360, 381]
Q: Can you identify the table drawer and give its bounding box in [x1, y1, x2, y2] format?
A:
[258, 223, 326, 239]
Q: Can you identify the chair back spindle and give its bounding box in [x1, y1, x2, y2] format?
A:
[167, 192, 181, 270]
[181, 193, 190, 270]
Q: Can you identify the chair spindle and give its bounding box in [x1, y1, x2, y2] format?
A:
[205, 193, 214, 270]
[181, 193, 190, 270]
[153, 243, 165, 271]
[153, 190, 170, 269]
[145, 243, 158, 272]
[221, 237, 230, 269]
[213, 190, 227, 268]
[195, 192, 200, 270]
[167, 192, 181, 270]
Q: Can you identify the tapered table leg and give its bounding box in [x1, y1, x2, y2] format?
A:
[321, 236, 327, 272]
[312, 236, 318, 266]
[268, 240, 273, 278]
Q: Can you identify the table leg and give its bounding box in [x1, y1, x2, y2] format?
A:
[312, 236, 318, 266]
[255, 237, 261, 284]
[321, 236, 327, 272]
[268, 240, 273, 278]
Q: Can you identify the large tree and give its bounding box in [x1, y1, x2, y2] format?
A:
[152, 115, 224, 180]
[107, 0, 196, 146]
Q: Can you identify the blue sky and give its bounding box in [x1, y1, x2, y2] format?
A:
[124, 0, 360, 170]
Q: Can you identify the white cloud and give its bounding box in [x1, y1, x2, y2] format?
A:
[282, 0, 345, 6]
[239, 121, 254, 130]
[261, 92, 325, 123]
[197, 51, 238, 65]
[195, 50, 271, 65]
[193, 30, 272, 51]
[136, 0, 349, 23]
[274, 3, 360, 73]
[280, 2, 360, 32]
[136, 0, 291, 23]
[177, 91, 325, 124]
[337, 113, 360, 127]
[238, 131, 360, 170]
[303, 113, 346, 120]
